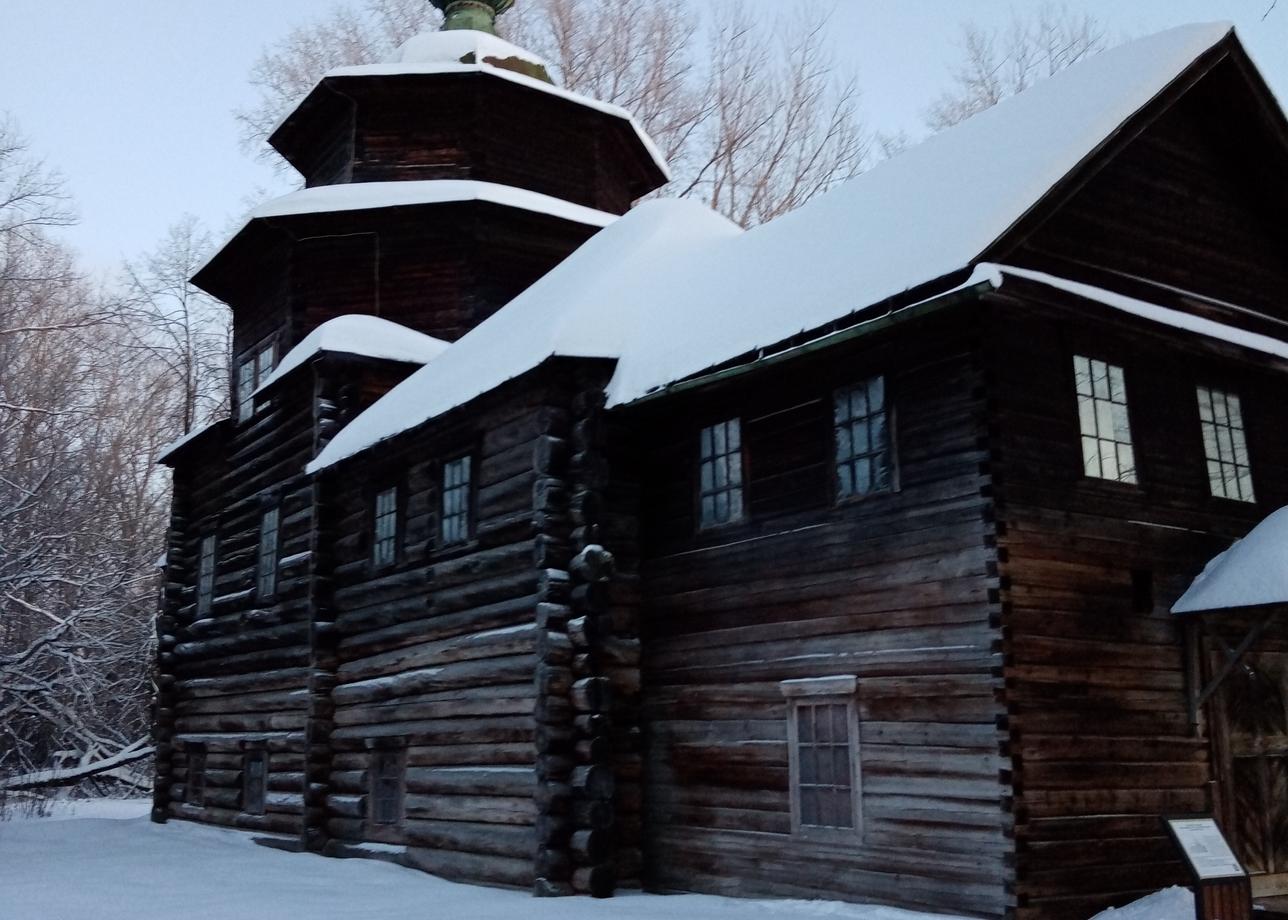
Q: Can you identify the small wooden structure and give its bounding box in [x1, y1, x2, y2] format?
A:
[153, 8, 1288, 920]
[1165, 816, 1252, 920]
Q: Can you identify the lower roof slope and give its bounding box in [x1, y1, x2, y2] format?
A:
[310, 21, 1239, 473]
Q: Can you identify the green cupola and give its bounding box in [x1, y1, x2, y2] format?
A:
[431, 0, 514, 34]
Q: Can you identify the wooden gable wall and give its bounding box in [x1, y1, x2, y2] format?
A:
[998, 53, 1288, 331]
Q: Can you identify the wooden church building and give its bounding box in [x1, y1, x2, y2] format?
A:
[155, 5, 1288, 919]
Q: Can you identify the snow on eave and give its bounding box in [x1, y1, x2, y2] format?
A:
[1172, 506, 1288, 613]
[157, 417, 228, 465]
[316, 62, 671, 181]
[991, 264, 1288, 363]
[194, 180, 618, 281]
[253, 315, 449, 397]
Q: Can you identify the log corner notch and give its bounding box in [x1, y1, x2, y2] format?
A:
[152, 485, 192, 823]
[531, 370, 629, 898]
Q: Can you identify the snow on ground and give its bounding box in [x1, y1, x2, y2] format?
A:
[0, 805, 969, 920]
[1087, 886, 1194, 919]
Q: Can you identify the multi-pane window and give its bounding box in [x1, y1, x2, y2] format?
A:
[369, 750, 405, 826]
[257, 506, 280, 598]
[441, 457, 473, 546]
[243, 749, 267, 816]
[187, 747, 206, 807]
[236, 342, 275, 422]
[196, 534, 217, 618]
[1197, 386, 1255, 503]
[372, 486, 399, 567]
[1073, 355, 1137, 484]
[698, 419, 744, 528]
[783, 677, 860, 836]
[834, 377, 892, 499]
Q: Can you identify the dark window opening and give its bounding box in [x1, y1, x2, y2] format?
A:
[793, 701, 856, 831]
[370, 750, 405, 826]
[440, 456, 473, 546]
[699, 418, 744, 529]
[1132, 568, 1155, 614]
[243, 749, 267, 815]
[196, 534, 217, 618]
[834, 377, 892, 499]
[257, 506, 279, 598]
[187, 747, 206, 807]
[372, 486, 399, 568]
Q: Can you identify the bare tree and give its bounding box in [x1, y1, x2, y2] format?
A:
[925, 4, 1109, 131]
[235, 0, 869, 226]
[115, 216, 231, 434]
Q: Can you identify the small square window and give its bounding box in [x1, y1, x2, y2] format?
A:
[441, 457, 473, 546]
[257, 506, 280, 598]
[372, 486, 399, 568]
[243, 749, 267, 816]
[698, 419, 744, 529]
[370, 750, 405, 826]
[196, 534, 217, 618]
[1073, 355, 1137, 484]
[1197, 386, 1255, 503]
[834, 377, 892, 499]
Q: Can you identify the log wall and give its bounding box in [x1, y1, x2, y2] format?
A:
[982, 281, 1288, 920]
[627, 311, 1014, 918]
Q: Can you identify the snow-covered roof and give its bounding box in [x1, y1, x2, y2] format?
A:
[293, 33, 669, 181]
[1173, 506, 1288, 613]
[198, 180, 618, 278]
[254, 315, 450, 396]
[309, 22, 1239, 473]
[157, 417, 227, 465]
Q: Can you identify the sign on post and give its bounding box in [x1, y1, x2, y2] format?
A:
[1163, 816, 1251, 920]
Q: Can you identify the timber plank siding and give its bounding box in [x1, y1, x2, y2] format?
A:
[626, 312, 1015, 919]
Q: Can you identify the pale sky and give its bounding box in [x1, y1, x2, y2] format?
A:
[3, 1, 1286, 275]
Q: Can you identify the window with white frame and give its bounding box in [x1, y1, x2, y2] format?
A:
[372, 486, 399, 568]
[441, 456, 473, 546]
[1197, 386, 1255, 503]
[834, 377, 892, 499]
[369, 749, 405, 826]
[257, 506, 280, 598]
[698, 418, 744, 529]
[781, 676, 861, 837]
[1073, 355, 1137, 483]
[196, 534, 217, 617]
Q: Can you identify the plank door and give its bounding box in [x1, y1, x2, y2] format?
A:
[1218, 651, 1288, 897]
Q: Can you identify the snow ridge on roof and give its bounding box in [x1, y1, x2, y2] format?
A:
[1173, 506, 1288, 613]
[157, 417, 226, 464]
[255, 315, 450, 397]
[310, 22, 1236, 473]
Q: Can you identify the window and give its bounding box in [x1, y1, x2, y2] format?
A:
[196, 534, 217, 618]
[257, 506, 280, 598]
[834, 377, 892, 499]
[372, 486, 399, 567]
[698, 418, 744, 528]
[236, 342, 275, 422]
[1073, 355, 1136, 484]
[369, 750, 405, 826]
[187, 747, 206, 807]
[243, 749, 267, 816]
[1197, 386, 1255, 502]
[782, 676, 860, 837]
[440, 457, 473, 546]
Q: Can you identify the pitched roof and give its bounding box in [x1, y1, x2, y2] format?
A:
[1173, 506, 1288, 613]
[310, 22, 1238, 473]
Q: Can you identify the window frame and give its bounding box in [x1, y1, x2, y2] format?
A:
[257, 505, 280, 600]
[439, 454, 475, 548]
[368, 748, 406, 827]
[832, 376, 896, 503]
[187, 745, 207, 807]
[1196, 384, 1256, 504]
[235, 340, 276, 423]
[196, 533, 217, 618]
[781, 676, 862, 841]
[697, 417, 746, 531]
[242, 748, 268, 816]
[371, 484, 401, 570]
[1072, 354, 1138, 486]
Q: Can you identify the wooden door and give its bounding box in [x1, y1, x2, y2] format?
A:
[1219, 652, 1288, 897]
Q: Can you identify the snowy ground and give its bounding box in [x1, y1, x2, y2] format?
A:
[0, 801, 963, 920]
[0, 800, 1187, 920]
